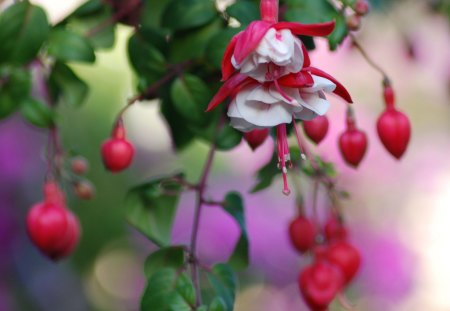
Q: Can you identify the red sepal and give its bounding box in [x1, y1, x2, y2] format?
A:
[278, 70, 314, 88]
[307, 67, 353, 103]
[274, 21, 335, 37]
[206, 74, 254, 112]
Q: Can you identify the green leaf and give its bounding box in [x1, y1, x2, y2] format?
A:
[196, 307, 207, 311]
[0, 67, 31, 119]
[216, 125, 242, 151]
[226, 1, 259, 25]
[223, 192, 249, 270]
[328, 14, 348, 50]
[140, 0, 173, 29]
[250, 152, 279, 193]
[162, 0, 217, 31]
[171, 74, 212, 126]
[47, 29, 96, 63]
[141, 268, 193, 311]
[49, 62, 89, 107]
[161, 94, 196, 150]
[125, 175, 183, 246]
[0, 2, 49, 65]
[206, 28, 241, 69]
[169, 18, 223, 63]
[128, 33, 167, 81]
[285, 0, 336, 24]
[69, 0, 104, 18]
[144, 246, 185, 279]
[209, 297, 227, 311]
[206, 264, 237, 311]
[20, 98, 55, 128]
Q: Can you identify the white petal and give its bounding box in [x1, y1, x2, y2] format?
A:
[236, 99, 293, 127]
[302, 75, 336, 93]
[295, 91, 330, 120]
[268, 84, 302, 108]
[246, 84, 279, 104]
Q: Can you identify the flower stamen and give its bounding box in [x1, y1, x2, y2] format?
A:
[276, 124, 291, 195]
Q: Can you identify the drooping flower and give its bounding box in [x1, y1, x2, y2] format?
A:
[207, 0, 353, 195]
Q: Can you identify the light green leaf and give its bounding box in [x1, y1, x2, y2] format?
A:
[226, 1, 259, 25]
[206, 264, 237, 311]
[209, 297, 227, 311]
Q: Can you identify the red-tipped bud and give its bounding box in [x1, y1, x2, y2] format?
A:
[74, 180, 95, 200]
[71, 156, 89, 175]
[303, 116, 329, 145]
[377, 108, 411, 159]
[326, 241, 361, 285]
[346, 14, 361, 31]
[339, 109, 368, 167]
[299, 260, 344, 311]
[101, 123, 134, 172]
[289, 216, 316, 254]
[383, 85, 395, 108]
[354, 0, 370, 16]
[244, 129, 270, 150]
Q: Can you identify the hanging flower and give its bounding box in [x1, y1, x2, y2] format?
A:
[207, 0, 353, 195]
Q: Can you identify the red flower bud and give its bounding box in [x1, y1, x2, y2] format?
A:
[101, 123, 134, 172]
[346, 15, 361, 31]
[289, 215, 316, 253]
[71, 156, 89, 175]
[354, 0, 370, 16]
[324, 217, 348, 242]
[303, 115, 329, 145]
[377, 108, 411, 159]
[325, 241, 361, 285]
[338, 109, 368, 167]
[244, 128, 270, 150]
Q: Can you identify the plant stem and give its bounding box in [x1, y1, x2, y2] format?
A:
[190, 141, 217, 306]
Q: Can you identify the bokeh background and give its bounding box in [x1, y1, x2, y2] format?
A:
[0, 0, 449, 310]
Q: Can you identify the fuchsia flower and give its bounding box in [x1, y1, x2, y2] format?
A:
[207, 0, 353, 195]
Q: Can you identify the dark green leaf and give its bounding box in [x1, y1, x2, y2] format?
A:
[144, 246, 185, 279]
[226, 1, 259, 25]
[209, 297, 227, 311]
[162, 0, 217, 31]
[0, 67, 31, 119]
[250, 152, 279, 193]
[223, 192, 249, 270]
[141, 268, 193, 311]
[20, 98, 55, 128]
[176, 273, 196, 307]
[171, 74, 212, 126]
[128, 33, 166, 81]
[49, 62, 89, 107]
[196, 307, 207, 311]
[206, 264, 237, 311]
[125, 175, 183, 246]
[285, 0, 336, 24]
[0, 2, 49, 65]
[47, 29, 96, 63]
[216, 125, 242, 151]
[140, 0, 173, 29]
[161, 94, 196, 150]
[169, 18, 223, 63]
[206, 28, 241, 69]
[70, 0, 104, 18]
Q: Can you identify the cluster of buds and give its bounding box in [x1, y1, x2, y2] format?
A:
[346, 0, 370, 32]
[208, 0, 353, 195]
[27, 182, 80, 261]
[289, 213, 361, 311]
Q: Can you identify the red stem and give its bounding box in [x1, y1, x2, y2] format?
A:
[260, 0, 279, 23]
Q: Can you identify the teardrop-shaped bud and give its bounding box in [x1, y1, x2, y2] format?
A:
[377, 107, 411, 159]
[101, 122, 135, 172]
[326, 241, 361, 285]
[299, 260, 344, 311]
[303, 116, 329, 145]
[244, 128, 270, 150]
[289, 215, 316, 253]
[324, 217, 348, 242]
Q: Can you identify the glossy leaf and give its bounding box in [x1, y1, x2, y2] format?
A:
[171, 74, 212, 126]
[144, 246, 185, 279]
[141, 268, 194, 311]
[49, 62, 89, 107]
[125, 175, 183, 246]
[162, 0, 217, 31]
[206, 264, 237, 311]
[0, 67, 31, 119]
[206, 28, 242, 69]
[20, 98, 55, 128]
[0, 2, 49, 65]
[250, 152, 279, 193]
[328, 14, 348, 50]
[223, 192, 249, 270]
[226, 1, 260, 25]
[47, 29, 96, 63]
[209, 297, 227, 311]
[216, 125, 242, 151]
